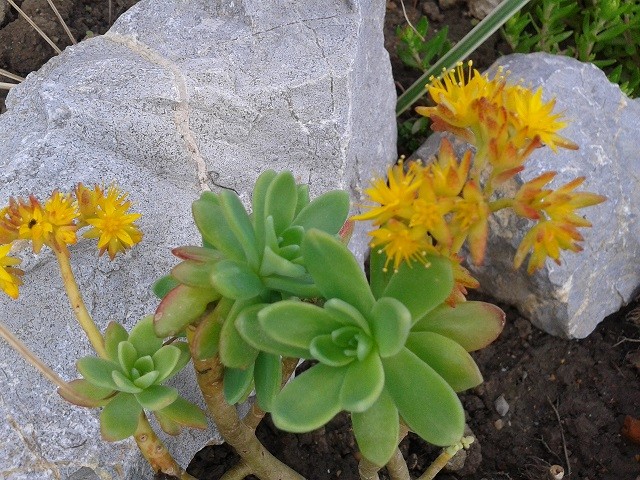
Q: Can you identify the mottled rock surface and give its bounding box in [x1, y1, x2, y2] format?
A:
[414, 53, 638, 338]
[0, 0, 396, 478]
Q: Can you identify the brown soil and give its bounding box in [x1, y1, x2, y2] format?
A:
[2, 1, 639, 479]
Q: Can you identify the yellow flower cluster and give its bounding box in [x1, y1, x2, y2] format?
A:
[512, 173, 605, 273]
[416, 61, 578, 187]
[353, 141, 482, 302]
[0, 185, 143, 299]
[354, 60, 605, 296]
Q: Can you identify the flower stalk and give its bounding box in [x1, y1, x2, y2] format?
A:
[0, 319, 90, 406]
[53, 246, 107, 358]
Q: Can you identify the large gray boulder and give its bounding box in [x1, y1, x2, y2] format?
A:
[0, 0, 396, 478]
[415, 53, 638, 338]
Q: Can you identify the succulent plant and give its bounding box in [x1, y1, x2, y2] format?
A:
[61, 316, 207, 441]
[237, 229, 505, 466]
[153, 170, 350, 409]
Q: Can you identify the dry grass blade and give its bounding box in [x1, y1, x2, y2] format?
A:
[0, 68, 25, 82]
[0, 82, 17, 90]
[6, 0, 62, 54]
[44, 0, 77, 44]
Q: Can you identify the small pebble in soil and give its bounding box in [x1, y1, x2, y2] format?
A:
[422, 1, 443, 21]
[494, 419, 504, 430]
[494, 394, 509, 416]
[438, 0, 460, 9]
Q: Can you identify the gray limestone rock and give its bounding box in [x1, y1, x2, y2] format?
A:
[0, 0, 396, 478]
[414, 53, 639, 338]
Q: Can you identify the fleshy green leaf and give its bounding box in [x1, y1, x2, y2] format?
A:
[292, 190, 350, 234]
[172, 246, 223, 262]
[369, 297, 412, 358]
[295, 184, 310, 216]
[219, 299, 260, 369]
[164, 342, 191, 381]
[152, 275, 180, 300]
[157, 396, 208, 430]
[271, 363, 346, 432]
[259, 301, 342, 349]
[77, 357, 119, 390]
[129, 316, 163, 358]
[382, 255, 453, 322]
[112, 370, 144, 393]
[154, 284, 220, 337]
[302, 230, 375, 314]
[117, 341, 138, 374]
[262, 275, 321, 298]
[192, 302, 228, 361]
[252, 170, 278, 250]
[192, 192, 245, 261]
[260, 246, 306, 278]
[339, 352, 384, 413]
[224, 365, 255, 405]
[406, 332, 483, 392]
[132, 370, 160, 390]
[135, 385, 179, 411]
[309, 335, 353, 367]
[133, 356, 155, 375]
[210, 260, 266, 300]
[263, 215, 279, 252]
[254, 352, 282, 412]
[369, 250, 394, 300]
[100, 393, 142, 441]
[413, 301, 505, 351]
[59, 379, 114, 408]
[278, 244, 301, 261]
[104, 322, 128, 362]
[352, 388, 399, 467]
[279, 226, 304, 248]
[155, 411, 181, 436]
[171, 261, 216, 289]
[383, 348, 464, 447]
[152, 345, 182, 383]
[236, 304, 312, 359]
[324, 298, 370, 334]
[219, 190, 260, 270]
[265, 171, 298, 235]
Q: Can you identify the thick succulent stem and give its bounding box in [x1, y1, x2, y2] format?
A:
[386, 424, 411, 480]
[134, 413, 196, 480]
[219, 460, 252, 480]
[187, 327, 304, 480]
[54, 248, 107, 358]
[386, 448, 410, 480]
[358, 458, 381, 480]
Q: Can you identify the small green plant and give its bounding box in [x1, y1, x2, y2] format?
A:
[503, 0, 640, 97]
[62, 316, 206, 441]
[396, 16, 451, 73]
[238, 229, 504, 465]
[395, 16, 450, 155]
